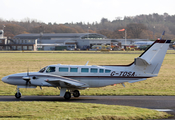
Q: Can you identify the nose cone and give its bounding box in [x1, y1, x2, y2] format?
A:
[1, 76, 8, 83]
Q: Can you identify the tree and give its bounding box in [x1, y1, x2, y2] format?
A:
[30, 25, 45, 33]
[126, 23, 147, 38]
[1, 13, 175, 39]
[139, 30, 153, 39]
[4, 23, 27, 38]
[100, 18, 109, 25]
[97, 29, 113, 38]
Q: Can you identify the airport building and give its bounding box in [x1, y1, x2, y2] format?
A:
[14, 33, 111, 50]
[0, 30, 37, 50]
[0, 30, 149, 51]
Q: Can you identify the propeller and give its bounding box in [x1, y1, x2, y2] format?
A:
[22, 68, 31, 86]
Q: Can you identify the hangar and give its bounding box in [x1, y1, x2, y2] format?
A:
[0, 30, 150, 51]
[14, 33, 110, 50]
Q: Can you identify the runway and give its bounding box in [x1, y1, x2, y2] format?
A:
[0, 95, 175, 119]
[0, 95, 175, 108]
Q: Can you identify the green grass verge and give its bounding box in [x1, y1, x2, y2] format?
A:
[0, 51, 173, 120]
[0, 102, 170, 120]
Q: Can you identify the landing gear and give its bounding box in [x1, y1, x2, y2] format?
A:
[73, 90, 80, 97]
[64, 92, 71, 100]
[15, 88, 21, 99]
[63, 90, 80, 100]
[15, 92, 21, 98]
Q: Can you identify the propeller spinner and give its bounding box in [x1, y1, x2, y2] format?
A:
[23, 76, 31, 85]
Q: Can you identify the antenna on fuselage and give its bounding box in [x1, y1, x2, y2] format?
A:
[85, 61, 89, 66]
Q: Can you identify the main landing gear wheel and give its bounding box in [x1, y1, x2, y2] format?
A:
[73, 90, 80, 97]
[15, 92, 21, 99]
[64, 92, 71, 100]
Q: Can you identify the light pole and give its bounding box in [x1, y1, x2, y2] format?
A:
[125, 30, 127, 45]
[87, 26, 90, 39]
[153, 26, 155, 40]
[118, 29, 127, 45]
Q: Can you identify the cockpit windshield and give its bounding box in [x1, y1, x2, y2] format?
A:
[46, 66, 56, 73]
[39, 66, 47, 73]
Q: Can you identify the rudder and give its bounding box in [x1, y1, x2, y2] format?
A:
[134, 40, 171, 75]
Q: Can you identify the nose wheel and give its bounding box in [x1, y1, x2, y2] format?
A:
[15, 88, 21, 99]
[15, 92, 21, 99]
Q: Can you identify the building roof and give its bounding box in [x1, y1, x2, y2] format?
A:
[14, 33, 107, 40]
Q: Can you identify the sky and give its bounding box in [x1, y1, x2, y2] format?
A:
[1, 0, 175, 24]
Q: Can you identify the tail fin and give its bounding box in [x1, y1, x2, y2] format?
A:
[134, 39, 171, 75]
[160, 31, 165, 40]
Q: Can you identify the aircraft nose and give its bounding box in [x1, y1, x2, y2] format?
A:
[1, 76, 9, 83]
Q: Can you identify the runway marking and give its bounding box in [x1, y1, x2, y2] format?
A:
[153, 109, 173, 112]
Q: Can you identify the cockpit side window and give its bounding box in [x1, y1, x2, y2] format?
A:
[46, 67, 56, 73]
[39, 66, 47, 73]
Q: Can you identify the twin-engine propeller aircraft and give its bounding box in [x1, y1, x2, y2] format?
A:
[1, 39, 171, 100]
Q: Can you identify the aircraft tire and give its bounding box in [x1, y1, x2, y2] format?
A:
[15, 92, 21, 99]
[64, 92, 71, 100]
[73, 90, 80, 97]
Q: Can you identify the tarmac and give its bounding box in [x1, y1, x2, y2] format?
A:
[0, 95, 174, 119]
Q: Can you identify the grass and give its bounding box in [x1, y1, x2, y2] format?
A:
[0, 102, 170, 120]
[0, 51, 174, 119]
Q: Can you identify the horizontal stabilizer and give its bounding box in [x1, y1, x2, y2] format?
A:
[134, 57, 150, 66]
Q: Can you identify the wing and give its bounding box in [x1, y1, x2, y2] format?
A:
[45, 77, 89, 89]
[128, 78, 147, 83]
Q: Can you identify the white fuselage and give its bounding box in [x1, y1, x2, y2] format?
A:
[37, 63, 153, 87]
[2, 63, 153, 88]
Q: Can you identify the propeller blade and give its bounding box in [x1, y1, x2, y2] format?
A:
[26, 80, 28, 86]
[27, 68, 29, 76]
[23, 68, 31, 87]
[25, 79, 31, 87]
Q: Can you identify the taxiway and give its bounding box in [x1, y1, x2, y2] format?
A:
[0, 96, 174, 119]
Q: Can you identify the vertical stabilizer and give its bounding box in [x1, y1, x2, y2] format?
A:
[134, 40, 171, 75]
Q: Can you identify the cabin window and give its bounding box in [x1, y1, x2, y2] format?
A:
[90, 68, 98, 73]
[46, 67, 55, 73]
[81, 68, 89, 73]
[99, 69, 104, 73]
[105, 69, 111, 73]
[59, 67, 68, 72]
[70, 68, 78, 72]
